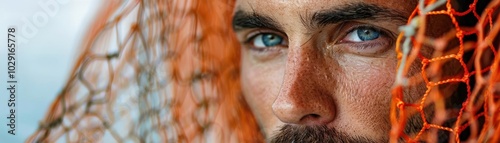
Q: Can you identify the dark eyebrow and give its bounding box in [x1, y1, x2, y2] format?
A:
[311, 3, 408, 28]
[232, 3, 408, 32]
[232, 10, 281, 32]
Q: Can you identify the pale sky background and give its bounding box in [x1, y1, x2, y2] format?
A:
[0, 0, 102, 142]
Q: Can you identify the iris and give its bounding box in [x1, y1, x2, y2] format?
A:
[253, 33, 283, 47]
[356, 27, 380, 41]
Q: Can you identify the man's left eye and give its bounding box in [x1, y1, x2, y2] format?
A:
[252, 33, 285, 48]
[342, 27, 381, 42]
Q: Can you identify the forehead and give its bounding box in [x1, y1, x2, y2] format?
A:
[234, 0, 417, 35]
[235, 0, 416, 18]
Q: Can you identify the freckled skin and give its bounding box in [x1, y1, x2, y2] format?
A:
[235, 0, 455, 141]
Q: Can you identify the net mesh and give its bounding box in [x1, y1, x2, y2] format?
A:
[27, 0, 262, 142]
[391, 0, 500, 142]
[26, 0, 500, 142]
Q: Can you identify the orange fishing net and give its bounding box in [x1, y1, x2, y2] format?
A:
[390, 0, 500, 142]
[26, 0, 500, 142]
[28, 0, 261, 142]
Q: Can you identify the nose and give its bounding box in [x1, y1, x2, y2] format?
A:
[272, 42, 336, 126]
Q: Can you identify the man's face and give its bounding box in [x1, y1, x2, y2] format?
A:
[233, 0, 421, 142]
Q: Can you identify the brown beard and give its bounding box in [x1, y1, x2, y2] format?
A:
[270, 124, 381, 143]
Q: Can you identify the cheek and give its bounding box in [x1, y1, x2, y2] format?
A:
[333, 55, 397, 133]
[339, 56, 396, 102]
[241, 67, 274, 111]
[240, 52, 284, 133]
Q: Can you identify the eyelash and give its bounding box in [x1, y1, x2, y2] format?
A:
[341, 25, 385, 40]
[335, 24, 393, 53]
[244, 30, 287, 51]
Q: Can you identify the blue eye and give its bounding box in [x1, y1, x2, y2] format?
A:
[344, 27, 380, 42]
[252, 33, 284, 48]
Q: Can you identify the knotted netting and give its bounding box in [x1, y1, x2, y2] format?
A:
[390, 0, 500, 142]
[28, 0, 262, 142]
[26, 0, 500, 142]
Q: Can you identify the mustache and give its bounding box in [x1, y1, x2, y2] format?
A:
[270, 124, 380, 143]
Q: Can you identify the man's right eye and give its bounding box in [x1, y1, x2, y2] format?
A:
[248, 33, 287, 49]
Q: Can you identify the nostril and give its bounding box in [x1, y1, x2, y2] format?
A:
[308, 114, 320, 118]
[299, 114, 322, 124]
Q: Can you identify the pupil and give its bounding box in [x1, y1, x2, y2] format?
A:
[363, 30, 370, 35]
[262, 34, 282, 46]
[268, 35, 275, 40]
[357, 28, 380, 41]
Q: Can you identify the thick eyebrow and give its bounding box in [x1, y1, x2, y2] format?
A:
[232, 10, 281, 32]
[311, 3, 408, 28]
[232, 3, 408, 32]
